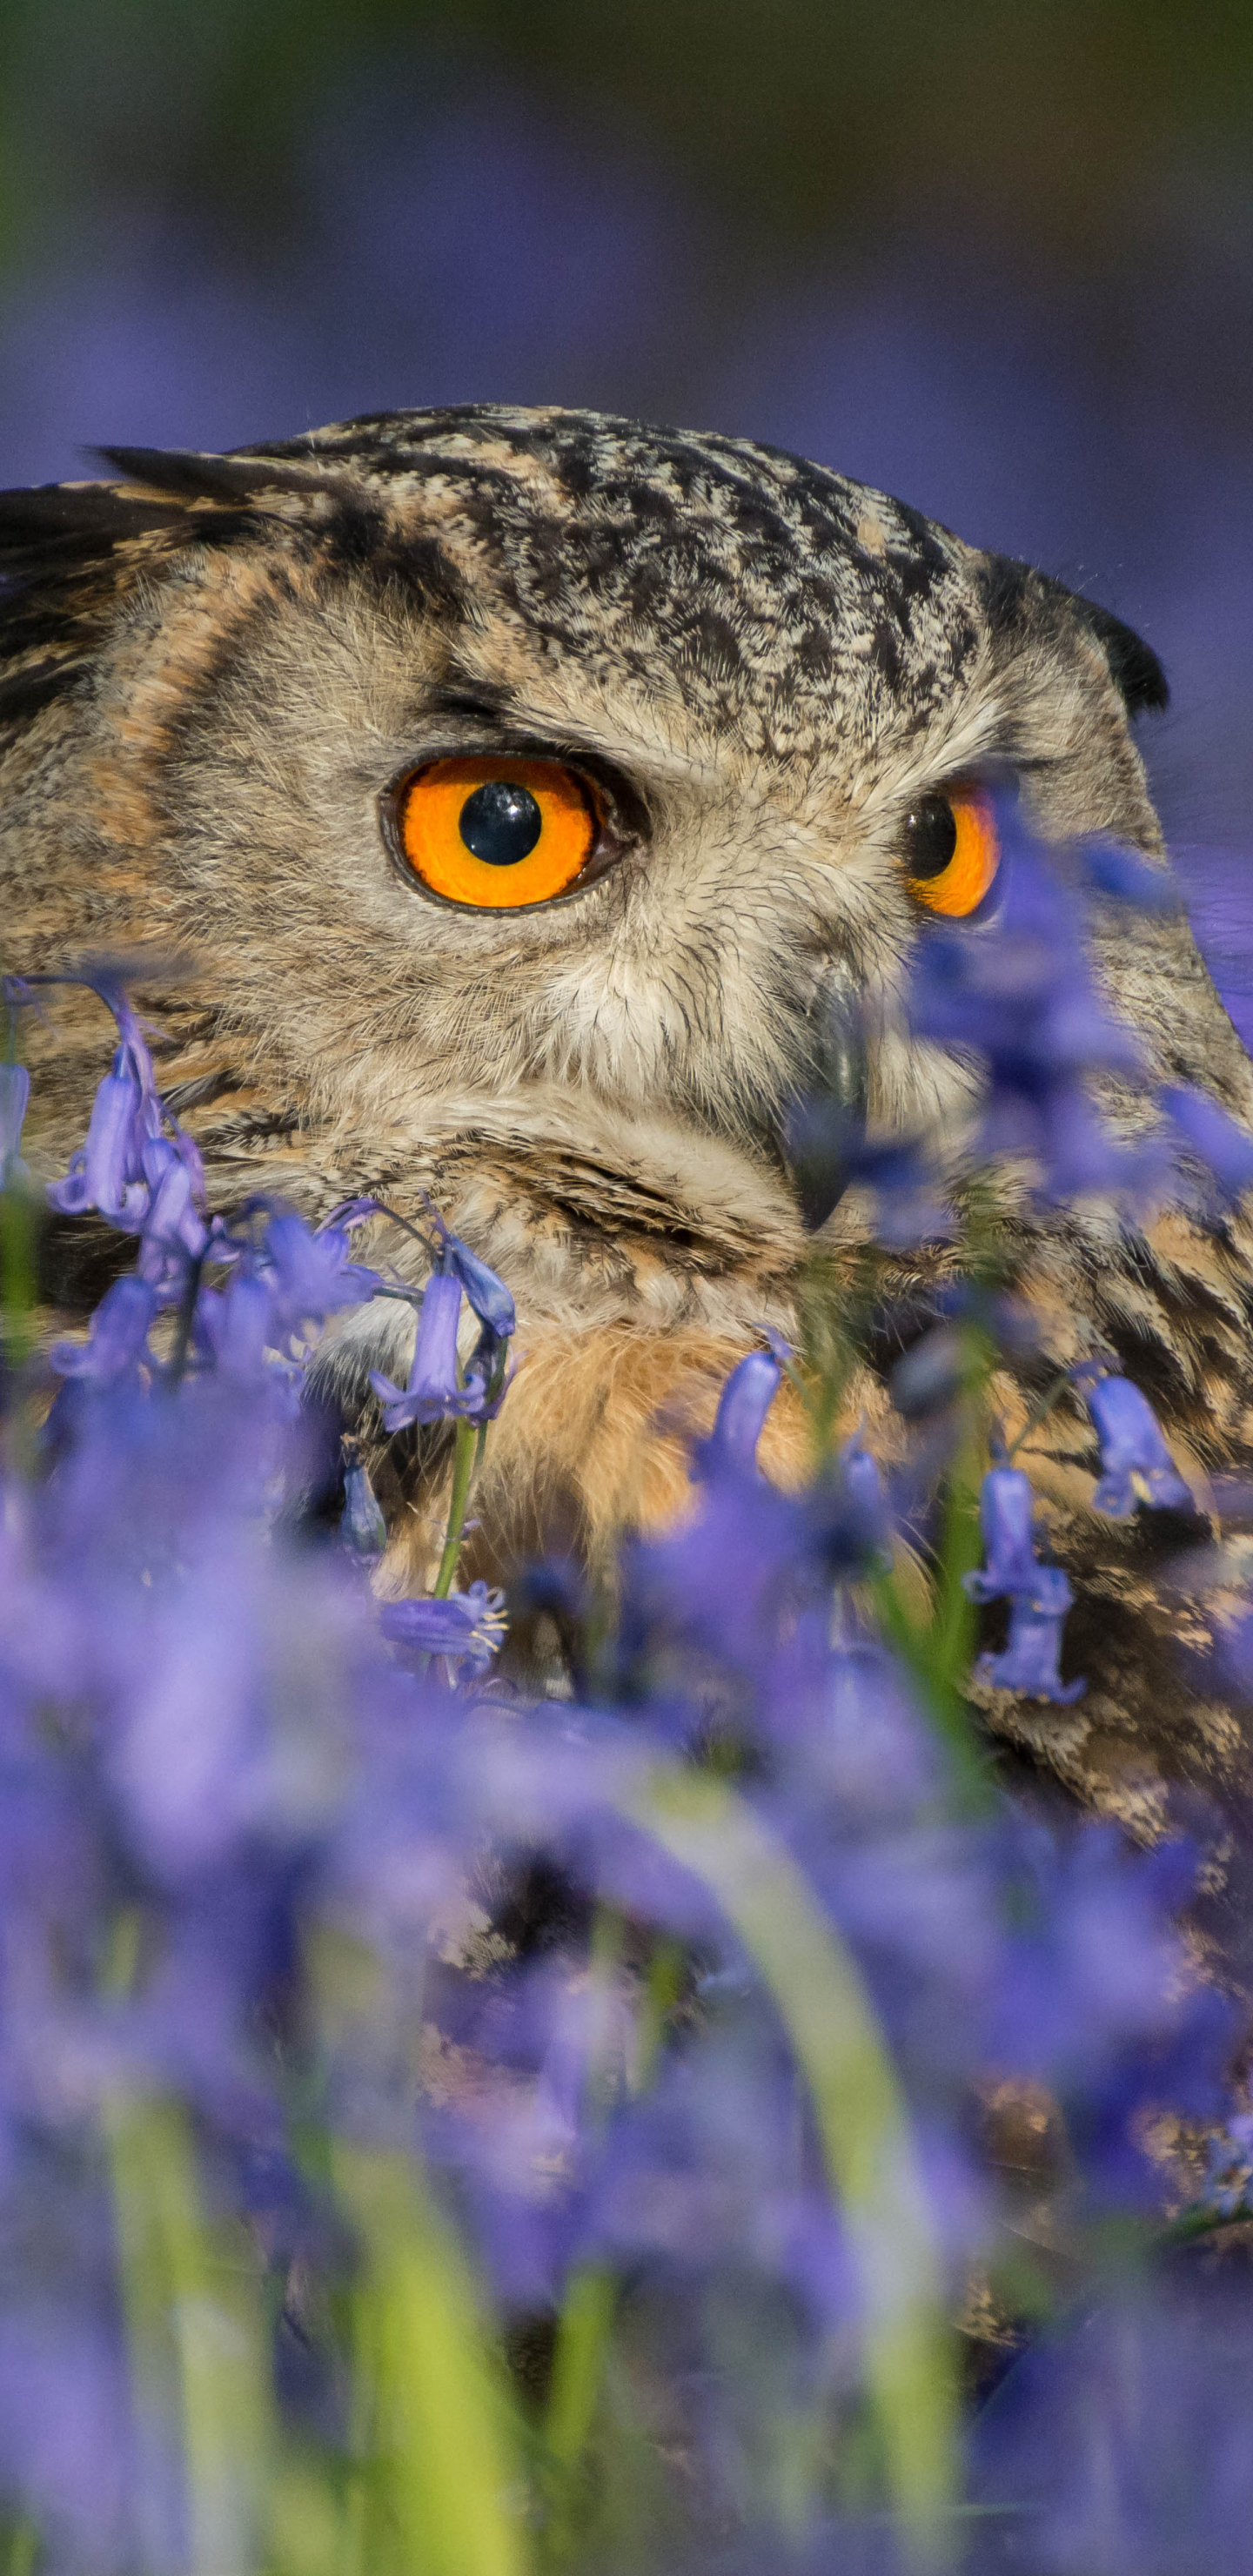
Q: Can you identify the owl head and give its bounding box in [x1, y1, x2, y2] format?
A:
[3, 403, 1250, 1556]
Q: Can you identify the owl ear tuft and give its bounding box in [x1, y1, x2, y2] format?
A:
[1078, 600, 1169, 719]
[982, 554, 1169, 724]
[92, 446, 331, 506]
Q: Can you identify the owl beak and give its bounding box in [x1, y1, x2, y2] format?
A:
[776, 963, 870, 1232]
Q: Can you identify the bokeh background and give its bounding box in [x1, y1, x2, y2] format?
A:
[1, 0, 1250, 1014]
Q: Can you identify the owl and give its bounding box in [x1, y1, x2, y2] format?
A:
[5, 405, 1253, 1968]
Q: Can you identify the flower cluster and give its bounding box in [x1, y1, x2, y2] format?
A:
[0, 808, 1251, 2573]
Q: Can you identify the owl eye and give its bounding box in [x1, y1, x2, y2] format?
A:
[395, 755, 600, 909]
[901, 788, 1000, 917]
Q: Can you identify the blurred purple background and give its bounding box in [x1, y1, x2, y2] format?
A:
[0, 23, 1249, 1030]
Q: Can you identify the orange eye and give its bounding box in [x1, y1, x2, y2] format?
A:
[395, 755, 600, 909]
[901, 788, 1000, 917]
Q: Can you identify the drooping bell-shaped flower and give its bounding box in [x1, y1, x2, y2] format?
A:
[0, 1063, 30, 1183]
[694, 1331, 791, 1480]
[975, 1566, 1085, 1706]
[1162, 1083, 1253, 1205]
[834, 1426, 891, 1566]
[194, 1272, 273, 1385]
[443, 1228, 516, 1339]
[369, 1271, 467, 1431]
[428, 1214, 518, 1423]
[340, 1460, 387, 1559]
[135, 1136, 211, 1289]
[379, 1581, 507, 1671]
[261, 1211, 381, 1344]
[1083, 1374, 1192, 1519]
[365, 1211, 517, 1434]
[48, 1051, 152, 1225]
[48, 1275, 157, 1384]
[964, 1454, 1042, 1604]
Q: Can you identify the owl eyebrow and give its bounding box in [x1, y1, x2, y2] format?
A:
[425, 679, 518, 727]
[423, 678, 615, 767]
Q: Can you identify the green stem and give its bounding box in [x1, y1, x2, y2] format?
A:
[633, 1937, 684, 2094]
[542, 1921, 685, 2544]
[105, 2095, 273, 2576]
[543, 2265, 619, 2489]
[617, 1766, 959, 2564]
[432, 1416, 479, 1598]
[4, 2522, 37, 2576]
[0, 1183, 36, 1369]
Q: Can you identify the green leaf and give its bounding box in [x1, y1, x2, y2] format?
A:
[106, 2092, 274, 2576]
[615, 1765, 959, 2564]
[332, 2141, 530, 2576]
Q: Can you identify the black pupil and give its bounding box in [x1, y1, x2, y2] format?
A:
[459, 779, 543, 867]
[902, 793, 957, 880]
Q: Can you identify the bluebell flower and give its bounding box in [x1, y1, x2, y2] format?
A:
[260, 1210, 381, 1341]
[366, 1217, 515, 1432]
[963, 1450, 1084, 1701]
[49, 1275, 157, 1384]
[783, 1097, 951, 1244]
[378, 1582, 507, 1670]
[0, 1062, 29, 1182]
[1082, 1372, 1193, 1517]
[45, 993, 213, 1293]
[1162, 1081, 1253, 1203]
[430, 1214, 517, 1422]
[964, 1457, 1042, 1604]
[970, 2275, 1253, 2575]
[1085, 836, 1179, 911]
[439, 1222, 517, 1339]
[193, 1272, 271, 1382]
[134, 1136, 211, 1290]
[369, 1270, 466, 1430]
[836, 1426, 890, 1559]
[340, 1459, 387, 1557]
[694, 1330, 791, 1479]
[48, 1050, 152, 1224]
[975, 1568, 1085, 1705]
[909, 798, 1160, 1204]
[459, 1313, 515, 1426]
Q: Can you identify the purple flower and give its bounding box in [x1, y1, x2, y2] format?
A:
[440, 1226, 516, 1339]
[378, 1582, 506, 1670]
[369, 1270, 466, 1430]
[783, 1097, 950, 1245]
[694, 1332, 790, 1479]
[260, 1211, 381, 1341]
[340, 1460, 386, 1557]
[963, 1446, 1085, 1700]
[909, 799, 1156, 1204]
[367, 1223, 516, 1432]
[1085, 837, 1179, 911]
[1162, 1082, 1253, 1203]
[963, 1458, 1042, 1604]
[194, 1273, 271, 1381]
[48, 1052, 152, 1224]
[49, 1276, 157, 1384]
[1083, 1373, 1192, 1518]
[45, 992, 211, 1295]
[459, 1314, 515, 1426]
[836, 1427, 889, 1556]
[975, 1567, 1085, 1704]
[430, 1215, 518, 1422]
[0, 1062, 29, 1179]
[135, 1135, 210, 1286]
[970, 2276, 1253, 2575]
